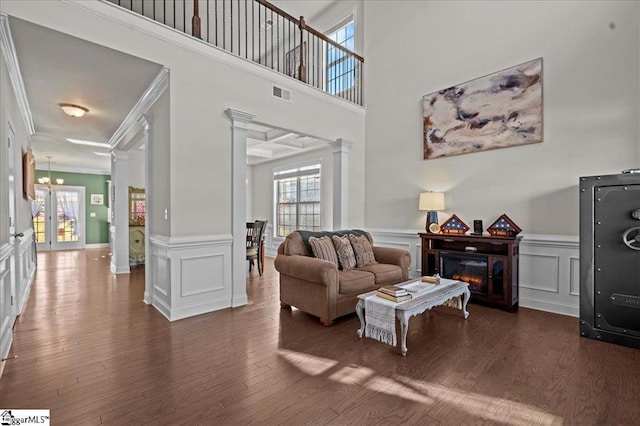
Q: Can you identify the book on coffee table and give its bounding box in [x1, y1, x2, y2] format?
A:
[376, 290, 412, 303]
[378, 285, 409, 296]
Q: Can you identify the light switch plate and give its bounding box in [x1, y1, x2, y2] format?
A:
[90, 212, 96, 218]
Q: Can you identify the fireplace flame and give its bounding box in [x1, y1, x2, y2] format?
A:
[452, 273, 486, 291]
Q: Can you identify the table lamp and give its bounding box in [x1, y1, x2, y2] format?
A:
[419, 192, 445, 233]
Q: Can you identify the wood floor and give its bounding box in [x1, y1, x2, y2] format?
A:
[1, 248, 638, 425]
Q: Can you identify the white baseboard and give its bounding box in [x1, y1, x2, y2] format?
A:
[85, 243, 110, 249]
[519, 295, 579, 317]
[110, 261, 130, 274]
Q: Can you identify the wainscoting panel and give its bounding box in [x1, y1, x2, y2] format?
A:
[520, 253, 560, 293]
[15, 229, 36, 315]
[149, 234, 232, 321]
[0, 242, 14, 360]
[519, 235, 580, 317]
[0, 231, 37, 360]
[368, 230, 580, 317]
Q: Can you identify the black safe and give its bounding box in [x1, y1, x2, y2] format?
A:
[579, 170, 640, 349]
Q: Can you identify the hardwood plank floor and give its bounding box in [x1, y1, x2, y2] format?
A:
[1, 248, 638, 424]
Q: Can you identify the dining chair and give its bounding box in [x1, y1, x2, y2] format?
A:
[246, 220, 268, 276]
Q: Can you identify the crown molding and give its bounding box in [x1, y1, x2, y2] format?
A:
[109, 66, 169, 149]
[36, 164, 111, 176]
[0, 14, 35, 135]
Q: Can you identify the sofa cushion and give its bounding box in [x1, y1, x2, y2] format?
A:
[309, 236, 338, 267]
[338, 270, 376, 295]
[357, 263, 404, 285]
[349, 234, 378, 268]
[332, 235, 356, 271]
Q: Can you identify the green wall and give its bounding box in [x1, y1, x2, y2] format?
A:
[35, 170, 111, 245]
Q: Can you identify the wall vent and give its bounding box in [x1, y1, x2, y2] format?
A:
[272, 85, 291, 102]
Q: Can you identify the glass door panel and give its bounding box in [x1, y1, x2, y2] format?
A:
[52, 188, 84, 250]
[32, 187, 48, 245]
[32, 186, 85, 251]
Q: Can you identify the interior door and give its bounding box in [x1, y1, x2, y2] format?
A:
[32, 185, 85, 251]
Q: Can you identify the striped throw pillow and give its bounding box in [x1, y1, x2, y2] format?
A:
[309, 236, 339, 267]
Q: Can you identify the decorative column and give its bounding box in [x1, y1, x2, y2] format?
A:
[329, 138, 354, 230]
[225, 108, 256, 307]
[140, 116, 152, 304]
[111, 150, 130, 274]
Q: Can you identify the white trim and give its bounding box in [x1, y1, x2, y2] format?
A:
[0, 14, 35, 135]
[41, 164, 111, 176]
[85, 243, 110, 249]
[519, 296, 579, 318]
[0, 242, 11, 260]
[149, 234, 233, 248]
[148, 233, 234, 321]
[110, 67, 169, 149]
[65, 1, 366, 114]
[226, 108, 255, 310]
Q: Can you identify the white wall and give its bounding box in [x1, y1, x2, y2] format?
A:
[363, 0, 640, 236]
[128, 149, 145, 189]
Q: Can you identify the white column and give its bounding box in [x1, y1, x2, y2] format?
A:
[111, 150, 130, 274]
[140, 117, 152, 304]
[329, 138, 354, 230]
[225, 108, 256, 307]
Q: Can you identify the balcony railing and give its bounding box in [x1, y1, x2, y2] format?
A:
[108, 0, 364, 105]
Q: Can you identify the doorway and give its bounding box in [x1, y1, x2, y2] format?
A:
[32, 185, 86, 251]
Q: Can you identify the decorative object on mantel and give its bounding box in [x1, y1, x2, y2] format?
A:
[419, 191, 445, 233]
[487, 214, 522, 237]
[422, 57, 543, 160]
[440, 214, 470, 235]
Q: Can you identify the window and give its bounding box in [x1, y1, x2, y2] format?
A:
[326, 20, 355, 95]
[275, 164, 321, 237]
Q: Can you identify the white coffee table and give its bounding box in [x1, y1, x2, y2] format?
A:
[356, 279, 470, 356]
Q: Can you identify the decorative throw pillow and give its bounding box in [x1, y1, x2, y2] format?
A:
[308, 236, 339, 267]
[349, 234, 377, 268]
[332, 235, 356, 271]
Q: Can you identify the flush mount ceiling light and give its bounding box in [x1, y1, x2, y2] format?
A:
[66, 138, 111, 148]
[59, 103, 89, 118]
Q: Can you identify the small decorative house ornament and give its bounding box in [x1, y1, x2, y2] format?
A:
[440, 214, 470, 235]
[487, 214, 522, 237]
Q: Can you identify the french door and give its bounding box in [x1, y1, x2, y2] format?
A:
[33, 185, 85, 251]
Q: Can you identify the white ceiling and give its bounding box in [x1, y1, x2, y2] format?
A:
[9, 2, 336, 174]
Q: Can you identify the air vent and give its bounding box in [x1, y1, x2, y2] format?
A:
[272, 85, 291, 102]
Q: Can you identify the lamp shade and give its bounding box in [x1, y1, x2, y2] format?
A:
[419, 192, 445, 211]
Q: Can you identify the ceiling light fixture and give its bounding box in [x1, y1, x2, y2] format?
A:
[59, 103, 89, 118]
[66, 138, 111, 149]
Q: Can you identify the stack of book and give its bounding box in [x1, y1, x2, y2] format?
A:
[376, 285, 412, 302]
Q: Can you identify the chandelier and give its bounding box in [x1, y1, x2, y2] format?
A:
[38, 156, 64, 187]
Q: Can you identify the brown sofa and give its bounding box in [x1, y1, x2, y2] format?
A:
[274, 229, 411, 326]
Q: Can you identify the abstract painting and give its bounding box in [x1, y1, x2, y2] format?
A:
[423, 58, 542, 159]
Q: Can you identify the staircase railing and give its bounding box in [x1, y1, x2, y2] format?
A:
[107, 0, 364, 106]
